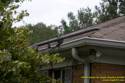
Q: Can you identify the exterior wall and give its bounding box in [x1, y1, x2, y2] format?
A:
[91, 63, 125, 83]
[41, 63, 125, 83]
[72, 64, 84, 83]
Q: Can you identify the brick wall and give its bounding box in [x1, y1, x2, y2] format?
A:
[91, 63, 125, 83]
[72, 64, 84, 83]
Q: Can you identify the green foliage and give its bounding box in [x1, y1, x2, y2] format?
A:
[119, 0, 125, 15]
[61, 19, 71, 34]
[0, 0, 64, 83]
[68, 12, 79, 31]
[26, 23, 58, 44]
[41, 54, 65, 64]
[78, 8, 94, 28]
[61, 0, 125, 34]
[0, 27, 64, 83]
[61, 8, 94, 34]
[95, 0, 125, 23]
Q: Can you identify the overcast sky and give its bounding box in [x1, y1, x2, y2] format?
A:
[16, 0, 101, 26]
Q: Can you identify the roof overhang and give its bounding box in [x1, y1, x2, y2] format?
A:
[37, 37, 125, 52]
[61, 37, 125, 50]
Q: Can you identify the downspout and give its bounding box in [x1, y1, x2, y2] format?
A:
[72, 48, 90, 83]
[72, 48, 86, 62]
[72, 48, 102, 62]
[71, 48, 101, 83]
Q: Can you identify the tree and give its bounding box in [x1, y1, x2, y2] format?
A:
[61, 19, 70, 34]
[61, 12, 79, 34]
[78, 8, 94, 28]
[119, 0, 125, 15]
[61, 8, 94, 34]
[0, 0, 64, 83]
[26, 23, 58, 44]
[61, 0, 125, 34]
[68, 12, 79, 31]
[95, 0, 125, 23]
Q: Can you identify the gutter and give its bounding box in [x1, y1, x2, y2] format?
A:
[61, 37, 125, 50]
[32, 27, 99, 48]
[37, 37, 125, 52]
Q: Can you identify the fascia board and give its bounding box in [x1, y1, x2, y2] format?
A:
[60, 37, 125, 50]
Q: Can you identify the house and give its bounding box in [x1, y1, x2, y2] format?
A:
[33, 16, 125, 83]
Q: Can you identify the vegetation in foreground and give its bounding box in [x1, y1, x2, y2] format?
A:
[0, 0, 64, 83]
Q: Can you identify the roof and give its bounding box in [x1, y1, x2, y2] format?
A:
[32, 16, 125, 51]
[90, 16, 125, 41]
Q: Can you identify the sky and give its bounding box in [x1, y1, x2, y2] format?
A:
[16, 0, 101, 26]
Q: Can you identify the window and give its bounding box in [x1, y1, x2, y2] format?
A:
[48, 67, 72, 83]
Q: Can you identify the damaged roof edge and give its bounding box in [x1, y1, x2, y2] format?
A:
[32, 16, 125, 49]
[32, 27, 99, 47]
[61, 37, 125, 50]
[38, 37, 125, 51]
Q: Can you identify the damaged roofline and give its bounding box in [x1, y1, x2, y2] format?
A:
[32, 27, 99, 48]
[38, 37, 125, 51]
[61, 37, 125, 50]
